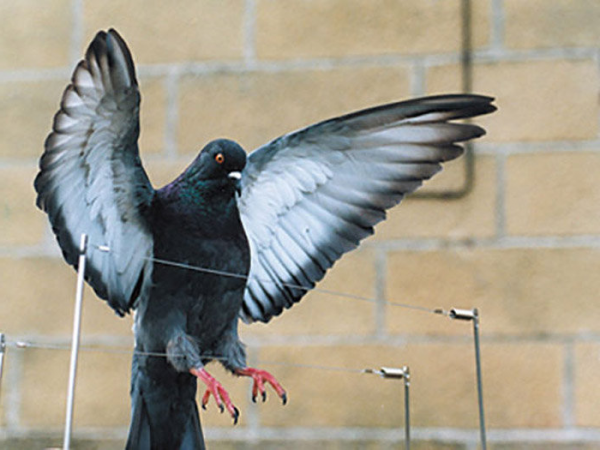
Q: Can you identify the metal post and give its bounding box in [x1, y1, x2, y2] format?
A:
[472, 309, 487, 450]
[0, 333, 5, 401]
[449, 308, 487, 450]
[63, 234, 88, 450]
[403, 366, 411, 450]
[365, 366, 411, 449]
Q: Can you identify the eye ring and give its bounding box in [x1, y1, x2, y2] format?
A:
[215, 153, 225, 164]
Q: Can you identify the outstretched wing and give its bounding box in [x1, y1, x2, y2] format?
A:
[34, 29, 153, 316]
[238, 94, 495, 323]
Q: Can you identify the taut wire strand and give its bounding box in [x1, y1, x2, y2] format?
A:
[5, 339, 368, 375]
[91, 242, 448, 317]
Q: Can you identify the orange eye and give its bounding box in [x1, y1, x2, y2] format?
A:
[215, 153, 225, 164]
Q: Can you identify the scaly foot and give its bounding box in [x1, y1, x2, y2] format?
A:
[236, 367, 287, 405]
[190, 367, 240, 424]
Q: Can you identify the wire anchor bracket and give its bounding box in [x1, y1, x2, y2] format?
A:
[365, 366, 411, 449]
[448, 307, 487, 450]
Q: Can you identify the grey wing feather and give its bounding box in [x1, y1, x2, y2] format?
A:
[34, 29, 153, 316]
[238, 94, 496, 323]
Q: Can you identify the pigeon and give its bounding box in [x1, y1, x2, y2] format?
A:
[34, 29, 495, 449]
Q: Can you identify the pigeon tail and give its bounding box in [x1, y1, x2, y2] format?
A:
[127, 360, 205, 450]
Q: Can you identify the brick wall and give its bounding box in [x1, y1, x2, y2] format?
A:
[1, 1, 599, 449]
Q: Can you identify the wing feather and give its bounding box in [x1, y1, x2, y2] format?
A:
[238, 94, 495, 323]
[34, 29, 153, 316]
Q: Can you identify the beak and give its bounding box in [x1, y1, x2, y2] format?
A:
[228, 171, 242, 181]
[228, 171, 242, 194]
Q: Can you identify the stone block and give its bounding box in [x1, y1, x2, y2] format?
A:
[256, 341, 563, 429]
[386, 248, 600, 336]
[505, 0, 600, 49]
[178, 66, 411, 152]
[374, 156, 497, 240]
[427, 60, 598, 142]
[256, 0, 490, 59]
[83, 0, 245, 63]
[0, 0, 71, 69]
[242, 249, 376, 338]
[506, 152, 600, 235]
[574, 342, 600, 427]
[0, 166, 46, 246]
[0, 80, 66, 159]
[0, 256, 133, 337]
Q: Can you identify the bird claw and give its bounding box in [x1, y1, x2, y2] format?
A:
[237, 367, 287, 406]
[251, 390, 268, 403]
[191, 367, 240, 424]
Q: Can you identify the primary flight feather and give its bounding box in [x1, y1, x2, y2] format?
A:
[35, 29, 495, 449]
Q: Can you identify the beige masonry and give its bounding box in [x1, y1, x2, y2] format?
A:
[1, 0, 599, 448]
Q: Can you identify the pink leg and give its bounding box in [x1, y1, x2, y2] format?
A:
[190, 367, 240, 424]
[236, 367, 287, 405]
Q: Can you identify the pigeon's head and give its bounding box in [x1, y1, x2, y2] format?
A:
[183, 139, 247, 192]
[200, 139, 247, 178]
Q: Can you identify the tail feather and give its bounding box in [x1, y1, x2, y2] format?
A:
[127, 359, 205, 450]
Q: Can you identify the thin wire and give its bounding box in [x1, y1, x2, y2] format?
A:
[92, 243, 448, 317]
[4, 240, 458, 372]
[256, 359, 366, 375]
[6, 340, 226, 361]
[6, 339, 368, 375]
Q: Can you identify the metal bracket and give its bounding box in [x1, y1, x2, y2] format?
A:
[365, 366, 411, 449]
[365, 366, 409, 381]
[449, 308, 478, 321]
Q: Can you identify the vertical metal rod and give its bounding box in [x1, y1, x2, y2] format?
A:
[365, 367, 411, 449]
[472, 309, 487, 450]
[63, 234, 88, 450]
[403, 366, 411, 450]
[449, 308, 487, 449]
[0, 333, 5, 401]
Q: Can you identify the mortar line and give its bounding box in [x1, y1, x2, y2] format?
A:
[243, 344, 262, 435]
[409, 60, 426, 97]
[495, 152, 507, 239]
[596, 48, 600, 140]
[11, 332, 600, 353]
[243, 0, 257, 65]
[2, 47, 597, 84]
[7, 137, 600, 170]
[374, 247, 388, 339]
[4, 425, 600, 443]
[202, 426, 600, 442]
[476, 140, 600, 155]
[69, 0, 85, 67]
[562, 340, 575, 428]
[4, 346, 23, 429]
[490, 0, 505, 53]
[8, 233, 600, 261]
[163, 67, 180, 159]
[365, 235, 600, 253]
